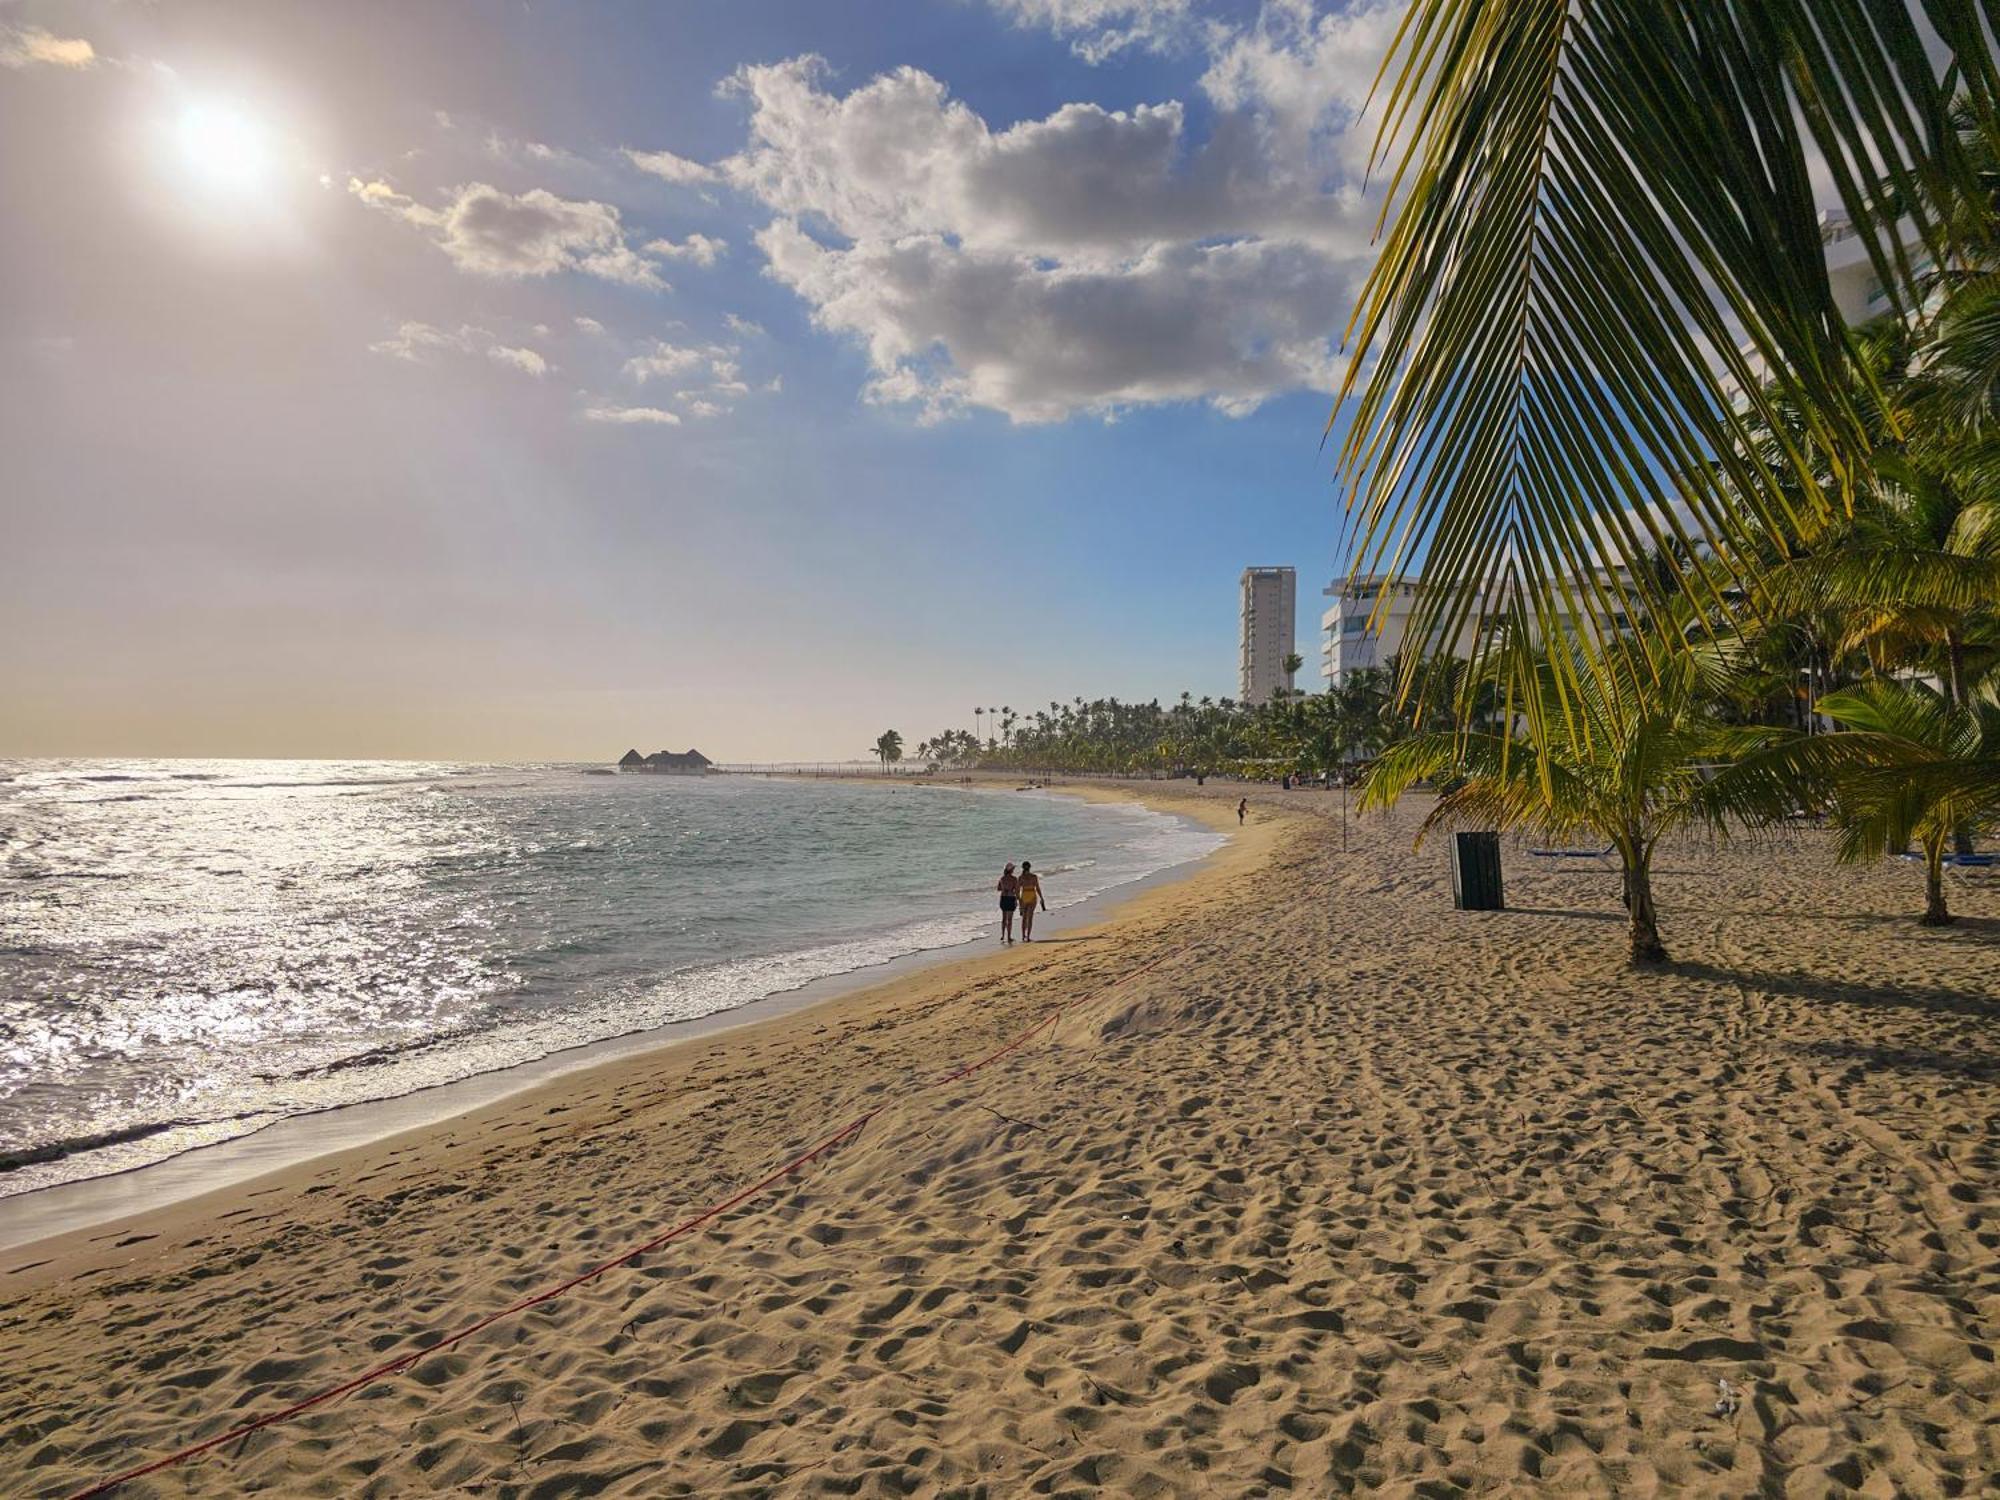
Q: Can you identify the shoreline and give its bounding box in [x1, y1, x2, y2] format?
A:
[6, 778, 1990, 1497]
[0, 779, 1243, 1260]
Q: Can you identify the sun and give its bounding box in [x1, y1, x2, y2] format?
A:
[174, 99, 272, 195]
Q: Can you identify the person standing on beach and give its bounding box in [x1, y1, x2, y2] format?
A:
[1016, 861, 1047, 941]
[1237, 797, 1248, 825]
[997, 862, 1020, 943]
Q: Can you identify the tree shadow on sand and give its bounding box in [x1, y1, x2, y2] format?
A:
[1793, 1037, 2000, 1080]
[1667, 960, 1999, 1022]
[1680, 911, 2000, 937]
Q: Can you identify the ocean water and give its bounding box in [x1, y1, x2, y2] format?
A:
[0, 761, 1221, 1198]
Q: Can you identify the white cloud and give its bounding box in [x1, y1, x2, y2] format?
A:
[624, 147, 719, 185]
[483, 131, 577, 165]
[368, 321, 548, 378]
[368, 321, 477, 361]
[984, 0, 1192, 62]
[1199, 0, 1407, 181]
[724, 313, 766, 338]
[581, 403, 681, 425]
[610, 340, 777, 417]
[722, 53, 1375, 261]
[488, 344, 549, 376]
[0, 25, 96, 69]
[645, 232, 728, 267]
[721, 28, 1392, 423]
[573, 316, 606, 335]
[758, 221, 1343, 423]
[348, 178, 667, 290]
[623, 342, 706, 382]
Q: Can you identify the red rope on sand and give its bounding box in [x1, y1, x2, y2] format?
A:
[67, 942, 1180, 1498]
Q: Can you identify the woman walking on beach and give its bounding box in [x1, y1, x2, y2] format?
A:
[997, 862, 1020, 943]
[1016, 861, 1047, 941]
[1237, 797, 1248, 825]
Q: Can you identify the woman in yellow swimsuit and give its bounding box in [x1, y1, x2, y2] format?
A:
[1016, 861, 1047, 941]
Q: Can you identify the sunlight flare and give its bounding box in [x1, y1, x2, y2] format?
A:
[173, 98, 273, 195]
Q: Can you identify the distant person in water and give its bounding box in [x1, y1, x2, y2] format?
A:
[997, 862, 1020, 943]
[1016, 861, 1047, 940]
[1237, 797, 1248, 825]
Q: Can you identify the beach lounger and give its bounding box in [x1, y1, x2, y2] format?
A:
[1529, 845, 1615, 865]
[1896, 850, 1996, 880]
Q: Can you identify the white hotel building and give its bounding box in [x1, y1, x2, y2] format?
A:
[1239, 566, 1297, 705]
[1319, 572, 1641, 687]
[1319, 574, 1487, 687]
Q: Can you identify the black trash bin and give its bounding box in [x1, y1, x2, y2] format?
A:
[1450, 831, 1504, 911]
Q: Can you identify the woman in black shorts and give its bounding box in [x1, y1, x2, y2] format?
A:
[997, 862, 1020, 943]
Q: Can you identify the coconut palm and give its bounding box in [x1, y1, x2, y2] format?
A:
[1337, 1, 1998, 721]
[873, 730, 903, 768]
[1362, 646, 1782, 964]
[1704, 679, 2000, 925]
[1759, 319, 2000, 706]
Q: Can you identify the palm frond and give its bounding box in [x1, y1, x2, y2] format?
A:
[1338, 0, 1995, 716]
[1779, 546, 2000, 615]
[1817, 680, 1969, 751]
[1359, 731, 1481, 812]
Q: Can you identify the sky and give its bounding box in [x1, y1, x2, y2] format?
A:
[1, 0, 1404, 762]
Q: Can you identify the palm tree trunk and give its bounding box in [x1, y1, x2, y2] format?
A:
[1945, 639, 1972, 857]
[1921, 835, 1953, 926]
[1620, 838, 1667, 965]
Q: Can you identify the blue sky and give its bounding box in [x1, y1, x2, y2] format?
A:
[1, 0, 1397, 759]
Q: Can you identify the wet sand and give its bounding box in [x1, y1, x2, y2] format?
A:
[2, 780, 1995, 1497]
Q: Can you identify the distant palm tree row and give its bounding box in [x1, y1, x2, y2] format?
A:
[908, 671, 1460, 784]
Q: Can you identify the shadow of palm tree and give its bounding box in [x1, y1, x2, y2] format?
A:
[1796, 1038, 2000, 1080]
[1668, 960, 1999, 1021]
[1682, 912, 2000, 936]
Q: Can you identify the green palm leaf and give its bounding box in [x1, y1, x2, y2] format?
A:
[1337, 0, 1998, 719]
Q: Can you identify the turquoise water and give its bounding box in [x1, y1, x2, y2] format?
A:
[0, 761, 1219, 1196]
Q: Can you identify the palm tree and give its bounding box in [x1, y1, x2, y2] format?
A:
[1708, 679, 2000, 925]
[1760, 320, 2000, 708]
[1337, 1, 1997, 720]
[1362, 647, 1782, 965]
[873, 730, 904, 768]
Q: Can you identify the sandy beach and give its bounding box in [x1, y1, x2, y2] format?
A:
[3, 779, 1996, 1497]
